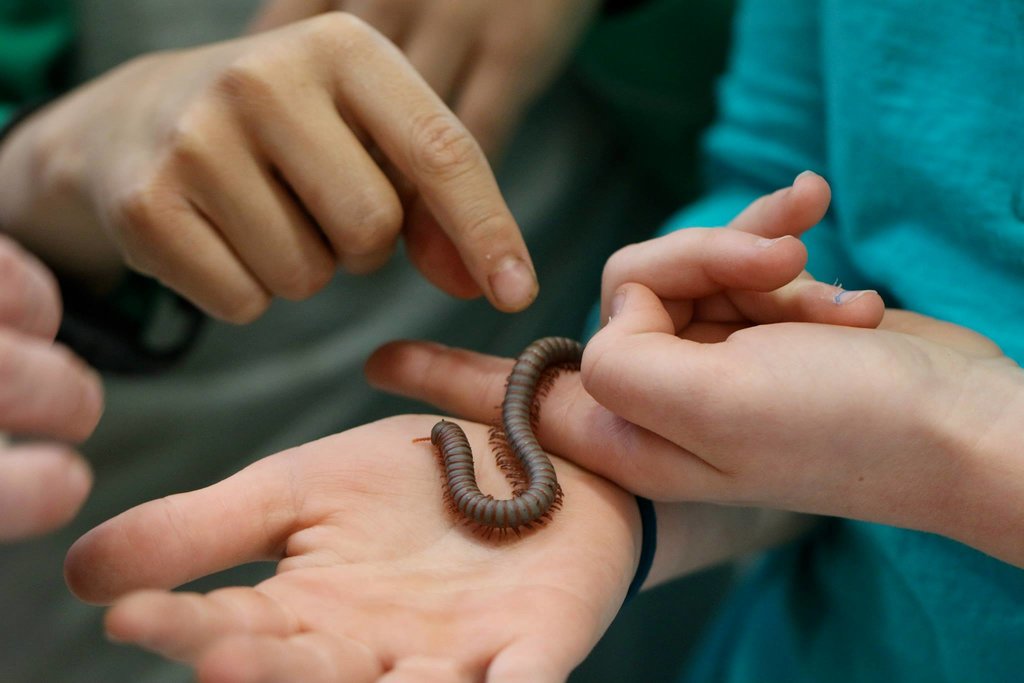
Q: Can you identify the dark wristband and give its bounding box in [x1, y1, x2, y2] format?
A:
[625, 496, 657, 600]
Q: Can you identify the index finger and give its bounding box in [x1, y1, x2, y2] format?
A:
[327, 16, 537, 311]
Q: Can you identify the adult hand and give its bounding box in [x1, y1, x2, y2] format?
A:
[65, 416, 640, 682]
[0, 236, 102, 541]
[0, 14, 537, 323]
[250, 0, 601, 159]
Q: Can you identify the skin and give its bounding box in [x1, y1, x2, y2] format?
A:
[63, 174, 964, 679]
[368, 177, 1024, 568]
[0, 236, 103, 541]
[249, 0, 602, 159]
[65, 417, 640, 683]
[0, 14, 538, 323]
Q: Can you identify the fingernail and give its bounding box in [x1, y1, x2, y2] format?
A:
[833, 289, 876, 305]
[794, 170, 818, 184]
[755, 236, 789, 248]
[488, 257, 537, 311]
[609, 288, 627, 318]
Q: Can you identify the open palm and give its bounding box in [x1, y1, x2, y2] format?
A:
[65, 416, 640, 683]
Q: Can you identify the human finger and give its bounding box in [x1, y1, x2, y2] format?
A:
[325, 18, 536, 310]
[0, 234, 62, 339]
[365, 340, 511, 423]
[115, 193, 270, 323]
[377, 657, 472, 683]
[0, 331, 103, 441]
[402, 199, 482, 300]
[584, 283, 730, 452]
[724, 279, 884, 328]
[485, 635, 585, 683]
[65, 457, 297, 603]
[600, 228, 808, 324]
[183, 112, 336, 299]
[234, 80, 404, 274]
[727, 170, 831, 238]
[0, 443, 92, 541]
[197, 632, 381, 683]
[105, 588, 299, 662]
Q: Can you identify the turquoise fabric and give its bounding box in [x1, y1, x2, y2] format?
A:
[661, 1, 1024, 681]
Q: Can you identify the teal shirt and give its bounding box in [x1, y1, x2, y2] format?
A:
[663, 1, 1024, 681]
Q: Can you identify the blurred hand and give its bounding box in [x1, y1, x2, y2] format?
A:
[65, 416, 639, 683]
[0, 236, 102, 541]
[0, 14, 538, 323]
[251, 0, 601, 158]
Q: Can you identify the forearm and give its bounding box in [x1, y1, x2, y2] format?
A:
[643, 503, 816, 590]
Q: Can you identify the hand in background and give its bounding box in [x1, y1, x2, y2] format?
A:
[0, 14, 537, 322]
[65, 416, 640, 682]
[251, 0, 601, 159]
[0, 236, 102, 541]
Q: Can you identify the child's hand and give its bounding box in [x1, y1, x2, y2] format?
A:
[367, 176, 1024, 566]
[370, 295, 1024, 566]
[65, 416, 640, 682]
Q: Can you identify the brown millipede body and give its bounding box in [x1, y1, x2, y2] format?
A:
[427, 336, 583, 533]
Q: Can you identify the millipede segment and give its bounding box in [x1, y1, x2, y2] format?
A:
[429, 336, 583, 532]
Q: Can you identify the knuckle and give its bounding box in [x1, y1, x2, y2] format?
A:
[214, 58, 277, 103]
[458, 210, 514, 251]
[408, 112, 481, 180]
[161, 108, 215, 172]
[110, 185, 170, 271]
[218, 290, 271, 325]
[345, 197, 403, 255]
[274, 259, 334, 300]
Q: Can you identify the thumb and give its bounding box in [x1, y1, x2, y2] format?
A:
[583, 283, 723, 440]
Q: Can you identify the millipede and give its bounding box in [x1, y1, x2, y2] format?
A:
[426, 336, 583, 534]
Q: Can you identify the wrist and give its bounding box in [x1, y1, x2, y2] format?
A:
[0, 96, 123, 286]
[932, 361, 1024, 566]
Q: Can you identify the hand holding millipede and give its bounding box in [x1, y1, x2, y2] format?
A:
[66, 416, 642, 682]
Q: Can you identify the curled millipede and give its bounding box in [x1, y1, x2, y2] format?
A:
[428, 336, 583, 532]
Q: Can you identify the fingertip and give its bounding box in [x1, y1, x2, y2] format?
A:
[832, 288, 885, 327]
[65, 522, 119, 604]
[602, 283, 674, 335]
[486, 255, 538, 313]
[104, 591, 160, 643]
[0, 444, 92, 542]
